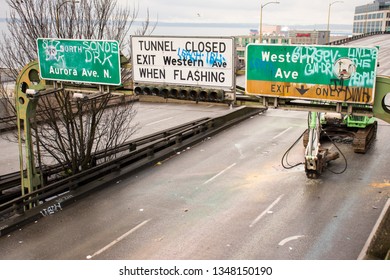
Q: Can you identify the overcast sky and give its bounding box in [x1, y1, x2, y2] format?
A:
[0, 0, 374, 26]
[132, 0, 372, 26]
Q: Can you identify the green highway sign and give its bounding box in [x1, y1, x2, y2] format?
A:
[246, 44, 378, 104]
[37, 38, 121, 85]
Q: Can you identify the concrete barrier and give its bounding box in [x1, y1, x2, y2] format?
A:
[327, 31, 390, 46]
[358, 198, 390, 260]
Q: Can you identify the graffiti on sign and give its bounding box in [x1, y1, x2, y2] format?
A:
[246, 44, 378, 104]
[37, 38, 121, 85]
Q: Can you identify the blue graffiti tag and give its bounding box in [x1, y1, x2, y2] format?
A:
[177, 48, 227, 67]
[248, 57, 277, 74]
[177, 48, 204, 62]
[205, 52, 226, 65]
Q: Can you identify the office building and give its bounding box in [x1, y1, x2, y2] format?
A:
[353, 0, 390, 34]
[235, 34, 290, 69]
[289, 30, 330, 45]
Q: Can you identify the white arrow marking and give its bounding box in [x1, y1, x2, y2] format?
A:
[278, 235, 305, 246]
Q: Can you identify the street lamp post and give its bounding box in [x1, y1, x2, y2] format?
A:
[259, 1, 280, 44]
[56, 0, 80, 37]
[327, 1, 343, 44]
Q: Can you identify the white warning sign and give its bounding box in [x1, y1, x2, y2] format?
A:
[131, 36, 235, 90]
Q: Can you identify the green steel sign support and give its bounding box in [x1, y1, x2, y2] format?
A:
[37, 38, 121, 85]
[246, 44, 378, 104]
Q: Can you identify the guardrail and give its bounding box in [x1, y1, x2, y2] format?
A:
[358, 198, 390, 260]
[0, 106, 264, 235]
[0, 94, 137, 133]
[0, 117, 210, 209]
[327, 31, 390, 46]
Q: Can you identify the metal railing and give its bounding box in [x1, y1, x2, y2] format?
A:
[0, 106, 264, 234]
[327, 31, 390, 46]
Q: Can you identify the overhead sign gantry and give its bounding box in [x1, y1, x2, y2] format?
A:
[18, 39, 122, 208]
[131, 36, 236, 103]
[245, 43, 383, 178]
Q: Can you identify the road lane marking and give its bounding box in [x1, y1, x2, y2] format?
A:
[86, 219, 151, 259]
[249, 194, 284, 228]
[146, 117, 174, 126]
[278, 235, 305, 246]
[234, 144, 245, 159]
[272, 127, 292, 140]
[203, 163, 237, 185]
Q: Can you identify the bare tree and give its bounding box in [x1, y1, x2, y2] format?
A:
[1, 0, 156, 80]
[0, 78, 17, 138]
[0, 0, 156, 176]
[37, 92, 138, 175]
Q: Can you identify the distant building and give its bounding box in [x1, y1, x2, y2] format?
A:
[235, 34, 290, 68]
[235, 35, 258, 69]
[259, 25, 282, 35]
[353, 0, 390, 35]
[249, 29, 259, 36]
[235, 29, 334, 68]
[289, 30, 329, 45]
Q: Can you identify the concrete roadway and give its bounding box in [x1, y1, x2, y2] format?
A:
[0, 104, 389, 260]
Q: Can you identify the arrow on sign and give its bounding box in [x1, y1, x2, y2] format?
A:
[296, 85, 309, 95]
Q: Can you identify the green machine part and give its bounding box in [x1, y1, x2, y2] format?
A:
[15, 61, 46, 207]
[345, 115, 376, 128]
[342, 76, 390, 128]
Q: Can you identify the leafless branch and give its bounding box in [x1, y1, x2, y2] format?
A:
[0, 0, 152, 176]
